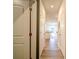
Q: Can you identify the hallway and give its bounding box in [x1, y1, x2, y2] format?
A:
[41, 33, 64, 59]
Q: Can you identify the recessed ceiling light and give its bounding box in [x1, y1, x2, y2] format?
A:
[50, 5, 54, 8]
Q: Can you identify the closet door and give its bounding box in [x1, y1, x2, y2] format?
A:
[13, 0, 37, 59]
[13, 0, 30, 59]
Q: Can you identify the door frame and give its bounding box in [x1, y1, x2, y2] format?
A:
[36, 0, 40, 59]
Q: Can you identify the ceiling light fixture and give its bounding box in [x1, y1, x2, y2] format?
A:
[50, 5, 54, 8]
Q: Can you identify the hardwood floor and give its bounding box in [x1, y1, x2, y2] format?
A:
[40, 33, 64, 59]
[41, 49, 64, 59]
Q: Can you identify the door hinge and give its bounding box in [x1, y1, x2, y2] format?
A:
[29, 33, 32, 36]
[29, 8, 32, 11]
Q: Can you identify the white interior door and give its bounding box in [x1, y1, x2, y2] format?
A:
[13, 8, 30, 59]
[13, 0, 37, 59]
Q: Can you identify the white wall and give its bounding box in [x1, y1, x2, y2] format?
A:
[39, 0, 46, 56]
[58, 0, 66, 59]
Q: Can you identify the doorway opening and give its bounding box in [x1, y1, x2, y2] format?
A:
[45, 22, 58, 50]
[40, 22, 64, 59]
[38, 0, 66, 59]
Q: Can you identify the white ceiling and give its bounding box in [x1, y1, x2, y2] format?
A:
[42, 0, 63, 21]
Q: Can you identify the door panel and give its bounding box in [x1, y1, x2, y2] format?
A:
[13, 0, 37, 59]
[13, 8, 30, 59]
[13, 44, 24, 59]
